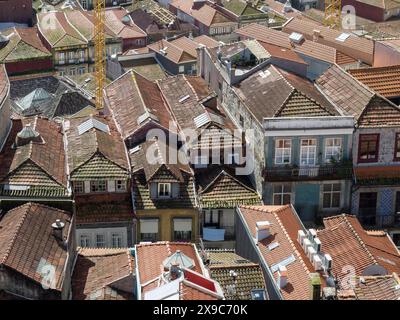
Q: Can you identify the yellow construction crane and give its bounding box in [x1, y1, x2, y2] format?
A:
[94, 0, 106, 110]
[324, 0, 342, 29]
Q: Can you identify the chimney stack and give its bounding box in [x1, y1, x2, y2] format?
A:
[52, 219, 65, 241]
[256, 221, 271, 242]
[277, 265, 288, 288]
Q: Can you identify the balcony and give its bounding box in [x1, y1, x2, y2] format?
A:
[264, 164, 353, 181]
[358, 213, 400, 228]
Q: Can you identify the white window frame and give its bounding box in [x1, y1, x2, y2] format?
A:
[78, 67, 85, 75]
[96, 233, 106, 248]
[158, 182, 171, 198]
[115, 180, 127, 192]
[322, 183, 341, 209]
[272, 184, 292, 205]
[111, 233, 123, 248]
[300, 139, 317, 166]
[74, 181, 84, 194]
[275, 139, 291, 165]
[69, 68, 76, 76]
[59, 52, 65, 65]
[178, 65, 185, 73]
[90, 180, 107, 193]
[325, 138, 342, 163]
[76, 227, 127, 248]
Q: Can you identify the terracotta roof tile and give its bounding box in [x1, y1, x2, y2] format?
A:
[318, 214, 400, 282]
[72, 248, 134, 300]
[357, 95, 400, 127]
[64, 115, 129, 180]
[104, 70, 172, 140]
[350, 274, 400, 300]
[0, 203, 72, 291]
[105, 8, 146, 39]
[238, 205, 316, 300]
[0, 117, 68, 198]
[282, 17, 374, 64]
[349, 66, 400, 99]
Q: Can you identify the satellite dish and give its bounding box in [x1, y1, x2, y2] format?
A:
[362, 264, 388, 276]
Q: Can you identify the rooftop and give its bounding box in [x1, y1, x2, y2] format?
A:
[348, 66, 400, 99]
[237, 205, 316, 300]
[233, 64, 338, 124]
[0, 117, 69, 199]
[196, 167, 261, 208]
[317, 214, 400, 283]
[282, 17, 374, 64]
[0, 203, 72, 291]
[0, 27, 51, 63]
[72, 248, 135, 300]
[104, 8, 146, 39]
[63, 115, 130, 180]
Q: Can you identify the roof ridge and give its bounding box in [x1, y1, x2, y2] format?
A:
[183, 74, 199, 101]
[0, 203, 33, 265]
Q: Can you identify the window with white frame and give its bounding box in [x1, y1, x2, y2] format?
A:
[322, 183, 341, 208]
[203, 209, 221, 228]
[325, 138, 342, 163]
[158, 183, 171, 198]
[80, 234, 90, 247]
[69, 68, 76, 76]
[59, 52, 65, 64]
[96, 234, 106, 247]
[78, 67, 85, 75]
[111, 233, 123, 248]
[74, 181, 84, 194]
[273, 184, 292, 205]
[115, 180, 126, 192]
[300, 139, 317, 166]
[69, 51, 75, 63]
[59, 70, 65, 76]
[91, 180, 107, 192]
[79, 50, 85, 62]
[275, 139, 291, 164]
[140, 219, 158, 242]
[82, 0, 87, 9]
[178, 65, 185, 73]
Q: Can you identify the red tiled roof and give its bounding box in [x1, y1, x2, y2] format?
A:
[0, 117, 67, 187]
[318, 214, 400, 282]
[260, 42, 307, 65]
[349, 66, 400, 98]
[104, 70, 172, 140]
[105, 8, 146, 39]
[357, 95, 400, 128]
[136, 242, 205, 294]
[193, 35, 220, 48]
[282, 17, 374, 64]
[350, 274, 400, 300]
[180, 281, 218, 300]
[238, 205, 316, 300]
[236, 23, 338, 64]
[170, 0, 234, 27]
[72, 248, 134, 300]
[148, 38, 197, 64]
[0, 203, 72, 291]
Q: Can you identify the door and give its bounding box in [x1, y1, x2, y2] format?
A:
[359, 192, 377, 225]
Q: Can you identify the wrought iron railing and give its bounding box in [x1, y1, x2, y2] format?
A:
[264, 164, 353, 181]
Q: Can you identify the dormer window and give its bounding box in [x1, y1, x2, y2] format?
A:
[158, 183, 171, 198]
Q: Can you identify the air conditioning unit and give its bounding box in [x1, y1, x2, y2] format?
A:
[303, 238, 312, 252]
[297, 230, 306, 246]
[323, 254, 332, 272]
[308, 229, 317, 241]
[307, 247, 317, 261]
[313, 254, 322, 271]
[313, 237, 321, 253]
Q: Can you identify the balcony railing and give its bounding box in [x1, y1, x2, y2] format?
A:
[264, 164, 353, 181]
[358, 213, 400, 228]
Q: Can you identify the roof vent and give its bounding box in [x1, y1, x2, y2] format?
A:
[121, 15, 131, 25]
[178, 95, 190, 103]
[15, 123, 42, 147]
[52, 219, 65, 241]
[256, 221, 271, 242]
[277, 265, 288, 288]
[289, 32, 304, 44]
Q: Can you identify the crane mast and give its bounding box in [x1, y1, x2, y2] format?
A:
[94, 0, 106, 110]
[324, 0, 342, 29]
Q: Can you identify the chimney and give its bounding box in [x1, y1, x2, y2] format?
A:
[256, 221, 271, 242]
[313, 29, 321, 42]
[277, 265, 288, 288]
[309, 273, 322, 300]
[52, 219, 65, 241]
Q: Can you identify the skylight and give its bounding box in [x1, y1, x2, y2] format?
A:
[78, 118, 110, 135]
[270, 254, 296, 273]
[335, 33, 351, 42]
[289, 32, 304, 44]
